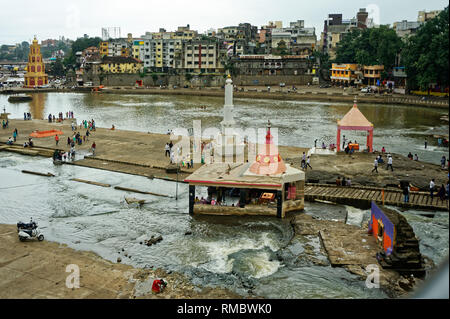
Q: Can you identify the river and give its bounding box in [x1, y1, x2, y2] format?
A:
[1, 92, 448, 164]
[0, 152, 448, 298]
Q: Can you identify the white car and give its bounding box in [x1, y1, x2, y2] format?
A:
[361, 87, 371, 93]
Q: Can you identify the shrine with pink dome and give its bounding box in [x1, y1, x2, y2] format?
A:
[185, 121, 305, 218]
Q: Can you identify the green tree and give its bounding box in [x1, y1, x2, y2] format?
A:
[402, 7, 449, 91]
[335, 26, 403, 71]
[48, 58, 65, 77]
[63, 36, 102, 69]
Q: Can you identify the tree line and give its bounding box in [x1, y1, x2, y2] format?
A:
[325, 6, 448, 91]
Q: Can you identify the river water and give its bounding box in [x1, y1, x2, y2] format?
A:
[1, 92, 448, 164]
[0, 152, 448, 298]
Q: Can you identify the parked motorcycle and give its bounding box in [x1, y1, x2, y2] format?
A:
[17, 219, 44, 242]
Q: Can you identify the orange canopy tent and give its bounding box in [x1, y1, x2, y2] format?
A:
[29, 130, 64, 138]
[337, 98, 374, 152]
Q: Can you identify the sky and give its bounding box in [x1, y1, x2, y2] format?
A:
[0, 0, 448, 44]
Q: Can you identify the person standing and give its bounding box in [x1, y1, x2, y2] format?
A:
[306, 156, 313, 170]
[372, 158, 379, 173]
[91, 142, 96, 156]
[165, 143, 170, 157]
[342, 135, 347, 150]
[301, 152, 306, 169]
[414, 154, 419, 161]
[12, 129, 17, 142]
[424, 138, 428, 149]
[403, 184, 410, 203]
[430, 179, 435, 199]
[441, 156, 446, 169]
[55, 134, 59, 146]
[387, 155, 393, 171]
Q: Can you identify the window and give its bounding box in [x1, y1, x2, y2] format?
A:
[187, 54, 192, 57]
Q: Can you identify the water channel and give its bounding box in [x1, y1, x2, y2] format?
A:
[0, 92, 448, 298]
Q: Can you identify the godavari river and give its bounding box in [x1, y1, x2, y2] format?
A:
[0, 92, 448, 298]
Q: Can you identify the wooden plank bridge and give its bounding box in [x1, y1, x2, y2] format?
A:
[304, 184, 448, 211]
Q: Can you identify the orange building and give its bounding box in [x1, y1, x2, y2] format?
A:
[24, 38, 48, 88]
[330, 63, 358, 85]
[363, 65, 384, 86]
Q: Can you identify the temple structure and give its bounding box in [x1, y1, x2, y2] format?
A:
[337, 98, 374, 152]
[185, 121, 305, 218]
[24, 37, 48, 88]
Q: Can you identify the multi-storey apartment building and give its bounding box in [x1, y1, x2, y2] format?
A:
[174, 39, 224, 74]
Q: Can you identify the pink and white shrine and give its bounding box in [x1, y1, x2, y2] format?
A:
[337, 98, 374, 152]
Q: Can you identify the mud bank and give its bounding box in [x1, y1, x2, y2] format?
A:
[0, 224, 242, 299]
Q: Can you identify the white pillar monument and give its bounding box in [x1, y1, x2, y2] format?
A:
[214, 74, 245, 161]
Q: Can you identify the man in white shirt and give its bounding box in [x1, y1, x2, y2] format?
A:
[430, 179, 435, 199]
[306, 156, 313, 170]
[372, 158, 378, 173]
[164, 143, 170, 157]
[387, 155, 393, 171]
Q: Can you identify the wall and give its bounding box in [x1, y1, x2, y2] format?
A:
[84, 72, 315, 87]
[233, 74, 314, 86]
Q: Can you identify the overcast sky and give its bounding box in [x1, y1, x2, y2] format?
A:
[0, 0, 448, 44]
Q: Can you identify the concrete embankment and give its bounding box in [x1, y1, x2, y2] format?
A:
[290, 214, 428, 298]
[0, 224, 242, 299]
[2, 86, 448, 109]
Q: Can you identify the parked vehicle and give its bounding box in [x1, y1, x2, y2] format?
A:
[279, 83, 286, 87]
[361, 87, 371, 93]
[17, 219, 44, 242]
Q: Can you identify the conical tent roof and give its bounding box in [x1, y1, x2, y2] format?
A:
[338, 101, 373, 127]
[249, 121, 287, 176]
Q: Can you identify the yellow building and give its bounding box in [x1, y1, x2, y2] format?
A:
[100, 41, 109, 56]
[24, 37, 48, 88]
[100, 56, 142, 74]
[363, 65, 384, 86]
[132, 40, 144, 60]
[330, 63, 358, 84]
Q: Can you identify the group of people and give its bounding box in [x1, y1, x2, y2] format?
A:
[372, 154, 394, 173]
[80, 119, 96, 131]
[407, 152, 419, 161]
[47, 112, 70, 123]
[336, 176, 352, 187]
[403, 179, 449, 203]
[195, 196, 231, 206]
[165, 141, 195, 169]
[6, 128, 19, 145]
[23, 112, 32, 120]
[23, 137, 34, 148]
[300, 152, 312, 170]
[2, 119, 8, 129]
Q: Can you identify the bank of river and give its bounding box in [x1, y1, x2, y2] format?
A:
[0, 152, 448, 298]
[1, 92, 448, 165]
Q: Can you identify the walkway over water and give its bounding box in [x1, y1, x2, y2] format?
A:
[304, 184, 448, 211]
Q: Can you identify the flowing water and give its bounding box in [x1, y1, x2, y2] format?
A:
[1, 92, 448, 164]
[1, 92, 448, 298]
[1, 152, 448, 298]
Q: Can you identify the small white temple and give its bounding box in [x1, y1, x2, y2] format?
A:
[213, 74, 245, 160]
